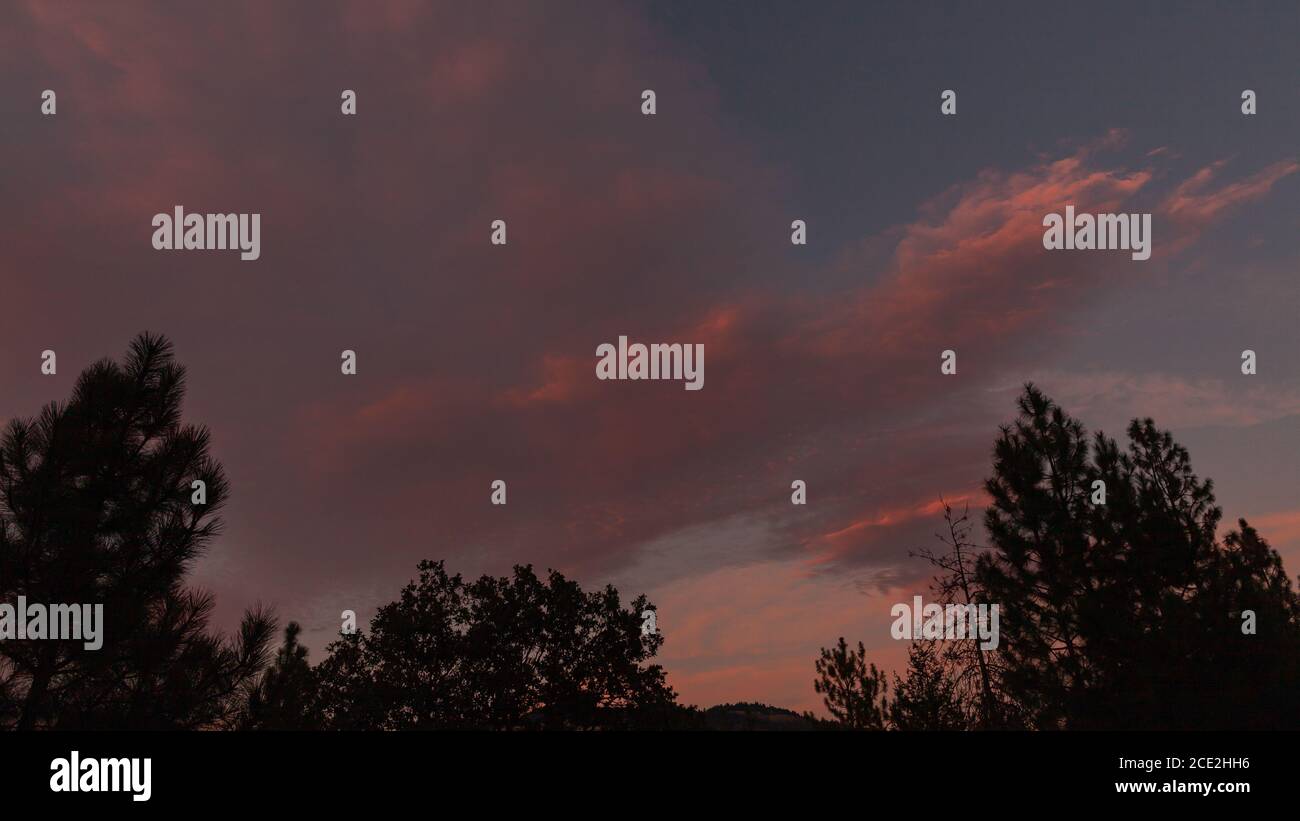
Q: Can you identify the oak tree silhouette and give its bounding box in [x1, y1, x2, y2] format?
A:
[311, 559, 684, 730]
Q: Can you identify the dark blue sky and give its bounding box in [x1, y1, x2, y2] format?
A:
[646, 0, 1299, 263]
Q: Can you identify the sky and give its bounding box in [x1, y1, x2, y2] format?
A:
[1, 0, 1298, 714]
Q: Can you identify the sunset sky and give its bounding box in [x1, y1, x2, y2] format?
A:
[2, 1, 1298, 713]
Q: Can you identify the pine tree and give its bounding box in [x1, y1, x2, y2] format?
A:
[888, 641, 965, 730]
[0, 333, 274, 729]
[812, 637, 888, 729]
[976, 384, 1300, 729]
[239, 622, 320, 730]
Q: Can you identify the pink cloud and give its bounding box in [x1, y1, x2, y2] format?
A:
[1162, 158, 1299, 227]
[4, 2, 1297, 712]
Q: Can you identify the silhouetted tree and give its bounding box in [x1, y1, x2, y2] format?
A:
[977, 384, 1300, 729]
[239, 622, 320, 730]
[975, 385, 1095, 728]
[910, 501, 1012, 728]
[313, 560, 682, 730]
[0, 333, 274, 729]
[813, 637, 888, 729]
[304, 629, 370, 730]
[1195, 522, 1300, 729]
[818, 384, 1300, 731]
[888, 641, 965, 730]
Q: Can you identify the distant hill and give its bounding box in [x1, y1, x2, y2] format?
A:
[701, 702, 831, 731]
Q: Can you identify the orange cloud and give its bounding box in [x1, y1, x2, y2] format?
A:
[1162, 158, 1299, 228]
[806, 491, 985, 567]
[5, 1, 1297, 715]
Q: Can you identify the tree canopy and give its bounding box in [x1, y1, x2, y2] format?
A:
[820, 384, 1300, 730]
[0, 333, 273, 729]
